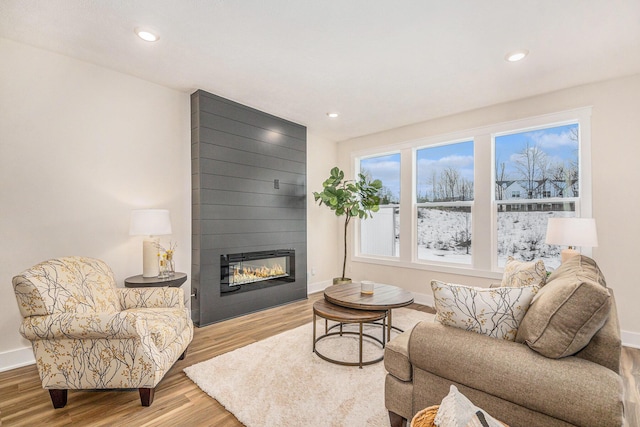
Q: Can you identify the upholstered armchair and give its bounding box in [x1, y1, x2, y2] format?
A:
[12, 256, 194, 408]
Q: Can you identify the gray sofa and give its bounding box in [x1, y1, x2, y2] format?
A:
[384, 256, 625, 427]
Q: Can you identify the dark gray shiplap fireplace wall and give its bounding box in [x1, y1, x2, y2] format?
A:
[191, 90, 307, 326]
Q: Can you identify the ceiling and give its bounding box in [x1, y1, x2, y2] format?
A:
[1, 1, 640, 142]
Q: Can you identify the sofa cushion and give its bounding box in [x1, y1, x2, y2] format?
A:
[384, 327, 414, 381]
[501, 256, 547, 288]
[431, 281, 538, 341]
[515, 255, 611, 358]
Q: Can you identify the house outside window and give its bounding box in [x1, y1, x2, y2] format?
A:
[359, 153, 400, 257]
[416, 141, 474, 265]
[494, 123, 580, 269]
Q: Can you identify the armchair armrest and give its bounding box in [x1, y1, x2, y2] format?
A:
[118, 287, 185, 310]
[19, 311, 143, 340]
[408, 321, 623, 427]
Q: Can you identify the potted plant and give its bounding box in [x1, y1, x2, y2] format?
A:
[313, 166, 382, 284]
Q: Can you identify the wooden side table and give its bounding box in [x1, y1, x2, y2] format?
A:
[124, 272, 188, 288]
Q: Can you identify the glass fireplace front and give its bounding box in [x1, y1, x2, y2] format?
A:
[220, 249, 295, 295]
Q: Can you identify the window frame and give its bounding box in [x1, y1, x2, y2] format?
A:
[356, 150, 402, 259]
[351, 107, 592, 280]
[414, 139, 475, 266]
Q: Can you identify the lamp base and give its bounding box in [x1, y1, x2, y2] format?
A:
[142, 237, 160, 277]
[560, 248, 580, 263]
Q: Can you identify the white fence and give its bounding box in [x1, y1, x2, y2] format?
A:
[360, 206, 398, 257]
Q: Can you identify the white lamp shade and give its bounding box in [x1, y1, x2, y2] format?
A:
[545, 217, 598, 248]
[129, 209, 172, 236]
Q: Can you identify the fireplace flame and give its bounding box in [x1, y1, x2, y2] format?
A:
[233, 263, 286, 284]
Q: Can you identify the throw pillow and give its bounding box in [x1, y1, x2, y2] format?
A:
[434, 385, 503, 427]
[431, 280, 538, 341]
[501, 256, 547, 288]
[515, 255, 611, 358]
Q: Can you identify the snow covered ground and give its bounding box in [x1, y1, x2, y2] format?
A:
[363, 205, 573, 270]
[416, 208, 573, 269]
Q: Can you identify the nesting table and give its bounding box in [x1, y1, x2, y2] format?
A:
[313, 282, 414, 368]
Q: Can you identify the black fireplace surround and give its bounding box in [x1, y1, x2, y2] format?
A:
[220, 249, 295, 295]
[191, 90, 307, 326]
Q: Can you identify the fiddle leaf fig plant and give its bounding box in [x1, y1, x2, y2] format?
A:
[313, 166, 382, 281]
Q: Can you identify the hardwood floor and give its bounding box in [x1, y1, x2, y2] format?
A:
[0, 293, 638, 426]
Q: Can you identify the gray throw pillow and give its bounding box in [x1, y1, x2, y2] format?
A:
[515, 255, 611, 358]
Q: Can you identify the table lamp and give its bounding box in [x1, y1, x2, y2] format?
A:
[545, 217, 598, 263]
[129, 209, 172, 277]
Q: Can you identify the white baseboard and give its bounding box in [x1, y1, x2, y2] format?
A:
[621, 330, 640, 349]
[412, 290, 435, 308]
[0, 346, 35, 373]
[307, 280, 332, 295]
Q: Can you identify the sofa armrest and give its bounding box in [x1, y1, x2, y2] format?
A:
[408, 321, 623, 427]
[384, 326, 415, 381]
[118, 287, 185, 310]
[19, 311, 143, 340]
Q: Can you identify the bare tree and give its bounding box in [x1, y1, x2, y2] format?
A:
[442, 167, 461, 201]
[567, 127, 580, 196]
[513, 141, 548, 198]
[424, 170, 439, 202]
[495, 158, 507, 200]
[459, 178, 474, 201]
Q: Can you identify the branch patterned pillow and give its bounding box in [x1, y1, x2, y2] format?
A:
[431, 280, 538, 341]
[501, 256, 547, 288]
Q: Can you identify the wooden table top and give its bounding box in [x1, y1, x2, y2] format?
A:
[313, 299, 387, 323]
[324, 282, 414, 311]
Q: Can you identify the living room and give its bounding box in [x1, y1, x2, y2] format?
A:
[1, 1, 640, 426]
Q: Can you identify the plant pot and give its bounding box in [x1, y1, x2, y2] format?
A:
[333, 277, 352, 285]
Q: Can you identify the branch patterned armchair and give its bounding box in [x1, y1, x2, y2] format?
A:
[12, 256, 194, 408]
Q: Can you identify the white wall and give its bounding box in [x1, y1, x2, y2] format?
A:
[0, 38, 192, 370]
[306, 133, 340, 293]
[338, 73, 640, 344]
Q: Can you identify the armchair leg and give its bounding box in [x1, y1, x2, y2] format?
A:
[139, 387, 155, 407]
[179, 349, 187, 360]
[49, 389, 68, 409]
[388, 410, 407, 427]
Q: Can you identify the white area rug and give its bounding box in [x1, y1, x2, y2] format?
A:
[184, 308, 434, 427]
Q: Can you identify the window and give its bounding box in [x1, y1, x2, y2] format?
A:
[494, 123, 580, 270]
[416, 141, 474, 265]
[352, 108, 591, 278]
[359, 153, 400, 257]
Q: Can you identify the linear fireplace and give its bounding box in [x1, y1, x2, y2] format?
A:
[220, 249, 295, 295]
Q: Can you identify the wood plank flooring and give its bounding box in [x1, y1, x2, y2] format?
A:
[0, 293, 638, 426]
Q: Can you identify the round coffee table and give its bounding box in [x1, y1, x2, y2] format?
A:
[324, 282, 414, 343]
[312, 299, 387, 368]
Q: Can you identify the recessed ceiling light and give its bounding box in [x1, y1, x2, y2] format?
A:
[505, 50, 529, 62]
[327, 112, 339, 118]
[135, 28, 159, 42]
